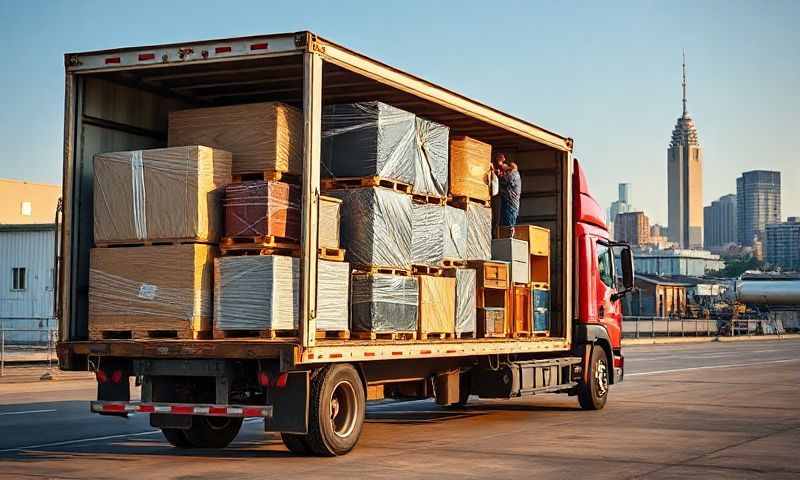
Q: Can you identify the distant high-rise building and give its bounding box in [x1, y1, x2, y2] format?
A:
[765, 217, 800, 270]
[703, 194, 737, 250]
[618, 183, 631, 205]
[736, 170, 781, 246]
[667, 52, 703, 250]
[614, 211, 651, 246]
[608, 182, 633, 227]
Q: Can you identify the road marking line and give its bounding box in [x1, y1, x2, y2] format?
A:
[0, 409, 57, 416]
[628, 358, 800, 377]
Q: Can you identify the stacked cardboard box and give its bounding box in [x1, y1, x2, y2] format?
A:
[223, 180, 301, 240]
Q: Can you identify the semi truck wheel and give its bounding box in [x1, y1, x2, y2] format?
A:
[578, 346, 609, 410]
[183, 416, 243, 448]
[305, 364, 365, 456]
[161, 428, 191, 448]
[281, 433, 311, 454]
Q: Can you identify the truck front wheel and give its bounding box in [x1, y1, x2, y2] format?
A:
[578, 346, 609, 410]
[305, 364, 365, 456]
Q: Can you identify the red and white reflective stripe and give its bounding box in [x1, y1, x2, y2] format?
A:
[90, 401, 271, 418]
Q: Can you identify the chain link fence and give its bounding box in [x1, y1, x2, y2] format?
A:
[0, 319, 58, 376]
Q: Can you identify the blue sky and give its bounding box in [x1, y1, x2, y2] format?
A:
[1, 0, 797, 224]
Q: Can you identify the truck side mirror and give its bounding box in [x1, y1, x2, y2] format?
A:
[620, 247, 634, 290]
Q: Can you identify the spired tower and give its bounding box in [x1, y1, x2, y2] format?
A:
[667, 51, 703, 249]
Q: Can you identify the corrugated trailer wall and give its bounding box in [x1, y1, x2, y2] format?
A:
[0, 228, 56, 344]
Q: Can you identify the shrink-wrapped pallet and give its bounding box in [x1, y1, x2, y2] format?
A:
[454, 269, 477, 335]
[444, 206, 468, 260]
[411, 202, 445, 265]
[322, 101, 449, 197]
[418, 275, 456, 336]
[93, 146, 232, 243]
[214, 255, 299, 331]
[223, 180, 301, 240]
[316, 260, 350, 331]
[88, 244, 215, 339]
[351, 273, 418, 333]
[168, 102, 303, 175]
[328, 187, 412, 269]
[465, 203, 492, 260]
[319, 195, 342, 249]
[449, 136, 492, 201]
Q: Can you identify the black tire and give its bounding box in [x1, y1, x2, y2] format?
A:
[182, 416, 243, 448]
[578, 346, 610, 410]
[161, 428, 192, 448]
[305, 364, 366, 456]
[281, 433, 312, 455]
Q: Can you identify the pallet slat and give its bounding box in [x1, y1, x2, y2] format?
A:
[351, 331, 417, 341]
[321, 176, 412, 194]
[213, 329, 298, 340]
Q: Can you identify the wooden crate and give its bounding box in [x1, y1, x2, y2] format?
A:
[478, 308, 507, 338]
[467, 260, 509, 290]
[417, 275, 456, 339]
[499, 225, 549, 256]
[510, 285, 532, 337]
[449, 136, 492, 202]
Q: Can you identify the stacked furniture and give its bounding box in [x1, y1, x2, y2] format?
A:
[467, 260, 511, 338]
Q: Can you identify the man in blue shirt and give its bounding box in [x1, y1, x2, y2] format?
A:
[496, 153, 521, 234]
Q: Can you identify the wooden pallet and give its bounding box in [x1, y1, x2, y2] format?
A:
[447, 195, 491, 209]
[533, 331, 550, 337]
[220, 235, 300, 256]
[418, 331, 456, 340]
[455, 331, 475, 339]
[351, 331, 417, 341]
[352, 265, 411, 276]
[95, 238, 214, 248]
[412, 193, 446, 206]
[232, 170, 301, 184]
[91, 328, 211, 341]
[319, 247, 345, 261]
[511, 331, 533, 338]
[213, 329, 298, 340]
[316, 329, 350, 340]
[439, 258, 466, 268]
[411, 264, 448, 276]
[321, 176, 412, 194]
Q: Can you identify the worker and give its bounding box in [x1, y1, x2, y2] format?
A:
[496, 153, 521, 234]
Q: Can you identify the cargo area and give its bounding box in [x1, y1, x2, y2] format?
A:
[59, 32, 573, 365]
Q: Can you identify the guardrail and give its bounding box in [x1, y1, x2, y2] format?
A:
[622, 317, 783, 339]
[0, 328, 59, 376]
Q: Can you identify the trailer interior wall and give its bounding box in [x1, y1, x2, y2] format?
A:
[61, 34, 571, 353]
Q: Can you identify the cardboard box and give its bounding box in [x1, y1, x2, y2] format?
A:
[492, 238, 530, 284]
[319, 195, 342, 249]
[418, 275, 456, 337]
[168, 102, 303, 175]
[223, 180, 300, 240]
[88, 244, 215, 339]
[93, 146, 231, 244]
[449, 136, 491, 201]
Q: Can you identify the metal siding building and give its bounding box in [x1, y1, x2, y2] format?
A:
[0, 224, 56, 344]
[736, 170, 781, 246]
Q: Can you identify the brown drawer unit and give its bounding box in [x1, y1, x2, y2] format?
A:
[467, 260, 509, 290]
[510, 285, 532, 337]
[478, 307, 507, 338]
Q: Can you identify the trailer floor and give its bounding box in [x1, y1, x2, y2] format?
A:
[2, 338, 799, 479]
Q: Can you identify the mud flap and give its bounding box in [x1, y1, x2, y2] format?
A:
[264, 370, 309, 434]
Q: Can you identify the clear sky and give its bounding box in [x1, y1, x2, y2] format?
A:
[1, 0, 797, 224]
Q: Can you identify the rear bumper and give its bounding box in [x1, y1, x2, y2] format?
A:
[90, 401, 273, 418]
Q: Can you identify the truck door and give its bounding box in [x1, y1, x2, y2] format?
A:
[594, 241, 622, 348]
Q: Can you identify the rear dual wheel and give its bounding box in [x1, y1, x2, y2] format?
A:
[161, 416, 243, 449]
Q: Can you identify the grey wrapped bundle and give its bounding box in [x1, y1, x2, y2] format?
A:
[444, 206, 467, 260]
[413, 116, 449, 197]
[351, 273, 418, 333]
[465, 203, 492, 260]
[322, 102, 416, 184]
[455, 269, 477, 335]
[214, 255, 298, 331]
[411, 202, 445, 265]
[317, 260, 351, 331]
[328, 187, 412, 269]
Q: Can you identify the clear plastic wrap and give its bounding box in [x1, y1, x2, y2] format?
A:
[223, 180, 301, 239]
[88, 244, 214, 336]
[214, 255, 299, 331]
[93, 146, 232, 243]
[328, 187, 412, 268]
[454, 269, 477, 335]
[449, 136, 492, 201]
[319, 196, 342, 249]
[418, 275, 456, 335]
[466, 203, 492, 260]
[316, 260, 350, 331]
[322, 101, 449, 197]
[411, 202, 445, 265]
[444, 206, 468, 260]
[351, 273, 418, 333]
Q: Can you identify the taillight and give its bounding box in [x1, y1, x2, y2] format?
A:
[96, 370, 108, 384]
[111, 370, 124, 384]
[275, 373, 289, 388]
[257, 371, 271, 387]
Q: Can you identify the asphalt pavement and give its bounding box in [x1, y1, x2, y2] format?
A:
[0, 338, 798, 479]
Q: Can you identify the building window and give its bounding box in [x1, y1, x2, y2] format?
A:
[21, 201, 32, 216]
[12, 267, 27, 291]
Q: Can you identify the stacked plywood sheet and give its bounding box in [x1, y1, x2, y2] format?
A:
[168, 102, 303, 176]
[319, 195, 343, 249]
[88, 244, 215, 339]
[93, 146, 232, 244]
[411, 202, 445, 266]
[453, 268, 477, 337]
[443, 206, 468, 261]
[449, 136, 492, 201]
[465, 203, 492, 260]
[418, 275, 456, 339]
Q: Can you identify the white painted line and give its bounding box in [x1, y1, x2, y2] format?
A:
[627, 358, 800, 377]
[0, 409, 57, 417]
[0, 429, 161, 453]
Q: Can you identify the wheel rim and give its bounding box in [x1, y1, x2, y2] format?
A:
[330, 380, 358, 438]
[595, 358, 609, 397]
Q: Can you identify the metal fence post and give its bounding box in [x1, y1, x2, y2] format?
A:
[651, 317, 655, 338]
[681, 318, 685, 337]
[1, 329, 4, 377]
[635, 318, 640, 339]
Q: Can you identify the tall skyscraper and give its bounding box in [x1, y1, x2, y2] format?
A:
[736, 170, 781, 246]
[703, 194, 737, 250]
[765, 217, 800, 270]
[667, 51, 703, 249]
[608, 182, 633, 226]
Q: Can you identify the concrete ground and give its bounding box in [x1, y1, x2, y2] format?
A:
[0, 339, 798, 479]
